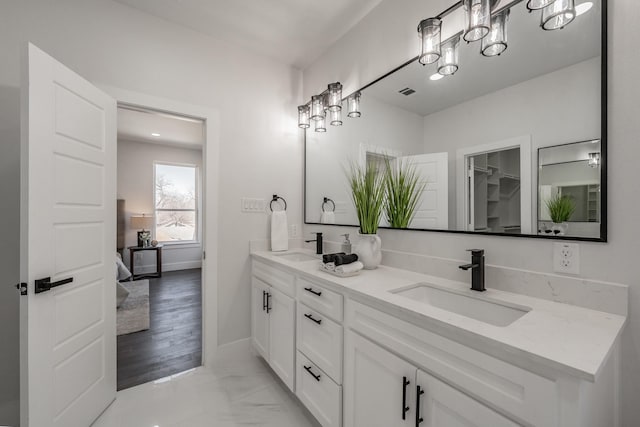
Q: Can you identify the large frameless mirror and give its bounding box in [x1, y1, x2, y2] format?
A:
[304, 0, 606, 241]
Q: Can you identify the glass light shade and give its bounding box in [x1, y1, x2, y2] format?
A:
[463, 0, 491, 42]
[297, 105, 310, 129]
[329, 109, 342, 126]
[311, 95, 325, 121]
[526, 0, 554, 10]
[418, 18, 441, 65]
[347, 92, 361, 118]
[315, 116, 326, 132]
[327, 82, 342, 112]
[541, 0, 576, 30]
[438, 36, 460, 76]
[588, 152, 600, 167]
[481, 9, 509, 57]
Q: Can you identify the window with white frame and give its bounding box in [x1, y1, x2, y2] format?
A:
[154, 162, 199, 242]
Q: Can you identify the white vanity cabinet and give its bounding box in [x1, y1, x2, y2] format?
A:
[344, 331, 519, 427]
[251, 261, 296, 391]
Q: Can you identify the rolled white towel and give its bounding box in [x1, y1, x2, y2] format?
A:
[335, 261, 364, 275]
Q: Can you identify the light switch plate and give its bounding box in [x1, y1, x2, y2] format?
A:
[553, 242, 580, 275]
[241, 198, 266, 213]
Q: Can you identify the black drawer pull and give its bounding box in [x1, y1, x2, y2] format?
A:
[304, 313, 322, 325]
[402, 376, 410, 420]
[266, 292, 271, 313]
[416, 385, 425, 426]
[304, 365, 321, 381]
[262, 290, 267, 311]
[304, 287, 322, 297]
[35, 276, 73, 294]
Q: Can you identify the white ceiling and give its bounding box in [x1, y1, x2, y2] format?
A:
[112, 0, 384, 69]
[117, 107, 205, 149]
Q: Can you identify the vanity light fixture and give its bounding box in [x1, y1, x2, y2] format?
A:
[347, 92, 362, 118]
[315, 116, 327, 132]
[329, 109, 343, 126]
[481, 8, 510, 57]
[418, 18, 442, 65]
[526, 0, 555, 10]
[462, 0, 492, 42]
[327, 82, 343, 112]
[438, 35, 461, 76]
[541, 0, 576, 30]
[297, 105, 310, 129]
[588, 152, 600, 168]
[311, 95, 325, 121]
[575, 1, 593, 16]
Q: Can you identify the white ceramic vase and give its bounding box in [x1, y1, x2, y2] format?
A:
[551, 222, 569, 236]
[354, 233, 382, 270]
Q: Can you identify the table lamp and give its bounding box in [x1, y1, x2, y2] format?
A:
[130, 214, 154, 247]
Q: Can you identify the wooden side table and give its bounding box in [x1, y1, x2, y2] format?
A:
[128, 245, 163, 280]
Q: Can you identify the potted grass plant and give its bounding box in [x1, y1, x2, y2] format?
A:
[545, 194, 575, 235]
[346, 160, 385, 269]
[383, 157, 426, 229]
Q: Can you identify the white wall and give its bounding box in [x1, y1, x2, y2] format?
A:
[306, 95, 424, 224]
[117, 139, 203, 272]
[302, 1, 640, 426]
[0, 1, 304, 412]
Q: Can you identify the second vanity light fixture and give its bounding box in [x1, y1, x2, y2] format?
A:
[418, 0, 590, 78]
[298, 82, 362, 131]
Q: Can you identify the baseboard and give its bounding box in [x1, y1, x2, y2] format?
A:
[211, 338, 253, 366]
[134, 260, 202, 274]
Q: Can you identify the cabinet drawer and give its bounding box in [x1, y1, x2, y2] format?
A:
[297, 276, 343, 322]
[346, 299, 558, 427]
[296, 351, 342, 427]
[297, 303, 343, 383]
[252, 260, 295, 297]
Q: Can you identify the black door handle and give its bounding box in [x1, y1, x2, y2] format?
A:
[304, 287, 322, 296]
[304, 313, 322, 325]
[402, 376, 411, 420]
[262, 290, 267, 311]
[35, 277, 73, 294]
[266, 292, 271, 313]
[416, 385, 425, 426]
[304, 365, 321, 381]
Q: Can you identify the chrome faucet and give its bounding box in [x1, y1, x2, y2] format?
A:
[305, 232, 323, 254]
[459, 249, 485, 292]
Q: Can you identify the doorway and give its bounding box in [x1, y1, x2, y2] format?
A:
[115, 105, 205, 390]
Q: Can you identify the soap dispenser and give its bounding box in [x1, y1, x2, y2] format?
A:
[341, 234, 351, 254]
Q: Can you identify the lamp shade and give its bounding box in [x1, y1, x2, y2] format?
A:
[130, 215, 154, 230]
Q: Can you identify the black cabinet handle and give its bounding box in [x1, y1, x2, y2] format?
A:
[262, 290, 267, 311]
[304, 365, 321, 381]
[402, 376, 411, 420]
[416, 385, 425, 426]
[304, 313, 322, 325]
[34, 276, 73, 294]
[266, 292, 271, 313]
[304, 287, 322, 297]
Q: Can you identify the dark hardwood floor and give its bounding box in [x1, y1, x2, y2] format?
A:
[117, 268, 202, 391]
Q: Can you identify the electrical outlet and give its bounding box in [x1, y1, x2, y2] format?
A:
[289, 224, 298, 238]
[553, 242, 580, 275]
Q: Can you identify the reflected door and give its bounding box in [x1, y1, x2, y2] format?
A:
[21, 43, 117, 426]
[400, 152, 449, 229]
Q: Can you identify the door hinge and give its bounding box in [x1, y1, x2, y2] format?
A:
[16, 283, 27, 296]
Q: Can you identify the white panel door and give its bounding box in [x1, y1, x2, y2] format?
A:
[399, 153, 448, 229]
[344, 331, 415, 427]
[20, 43, 117, 427]
[416, 369, 520, 427]
[251, 277, 270, 360]
[269, 287, 296, 391]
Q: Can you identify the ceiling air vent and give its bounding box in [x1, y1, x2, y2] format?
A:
[398, 87, 415, 96]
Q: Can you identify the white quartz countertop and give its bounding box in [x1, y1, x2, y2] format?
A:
[251, 249, 627, 382]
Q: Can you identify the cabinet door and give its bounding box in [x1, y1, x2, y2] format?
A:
[416, 369, 520, 427]
[344, 331, 416, 427]
[251, 277, 270, 360]
[269, 287, 296, 391]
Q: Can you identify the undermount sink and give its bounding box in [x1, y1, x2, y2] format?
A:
[274, 252, 319, 262]
[390, 283, 531, 327]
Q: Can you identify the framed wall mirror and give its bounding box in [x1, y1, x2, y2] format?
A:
[304, 0, 606, 241]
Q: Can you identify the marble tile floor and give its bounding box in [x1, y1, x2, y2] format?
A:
[93, 350, 320, 427]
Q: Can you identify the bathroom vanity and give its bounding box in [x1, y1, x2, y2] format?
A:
[251, 249, 626, 427]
